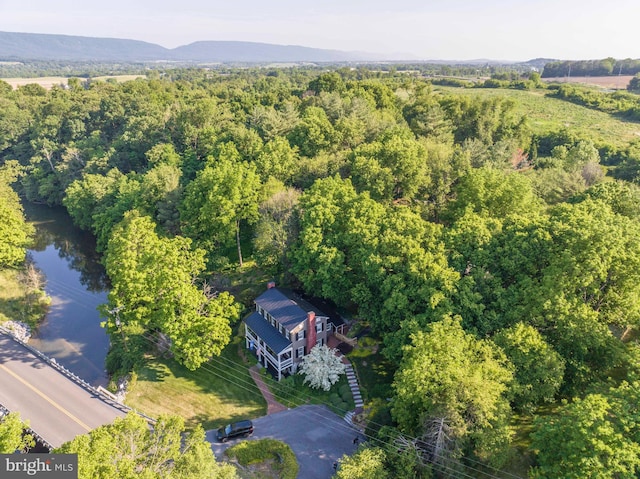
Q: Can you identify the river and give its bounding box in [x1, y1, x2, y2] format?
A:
[23, 203, 110, 387]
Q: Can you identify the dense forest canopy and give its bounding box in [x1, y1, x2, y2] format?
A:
[2, 66, 640, 477]
[542, 58, 640, 77]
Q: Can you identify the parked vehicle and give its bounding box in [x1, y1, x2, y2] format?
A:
[216, 420, 254, 442]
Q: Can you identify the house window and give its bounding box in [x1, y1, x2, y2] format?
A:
[285, 330, 290, 340]
[296, 346, 305, 358]
[296, 330, 306, 341]
[315, 322, 323, 333]
[279, 323, 285, 335]
[317, 337, 324, 346]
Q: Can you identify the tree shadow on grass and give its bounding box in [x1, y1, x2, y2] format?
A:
[136, 358, 169, 382]
[132, 337, 267, 431]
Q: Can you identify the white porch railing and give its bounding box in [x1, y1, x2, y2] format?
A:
[245, 325, 294, 380]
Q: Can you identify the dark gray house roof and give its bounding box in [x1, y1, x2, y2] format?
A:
[245, 312, 291, 354]
[255, 288, 327, 332]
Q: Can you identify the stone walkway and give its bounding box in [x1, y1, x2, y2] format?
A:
[344, 362, 364, 411]
[246, 339, 365, 427]
[249, 365, 288, 415]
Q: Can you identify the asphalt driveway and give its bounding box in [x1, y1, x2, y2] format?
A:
[206, 405, 362, 479]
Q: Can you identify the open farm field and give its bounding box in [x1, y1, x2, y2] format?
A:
[542, 75, 633, 89]
[434, 86, 640, 147]
[1, 75, 144, 89]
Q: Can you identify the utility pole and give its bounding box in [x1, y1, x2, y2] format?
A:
[107, 306, 127, 352]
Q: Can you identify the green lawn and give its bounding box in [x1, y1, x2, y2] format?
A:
[125, 332, 266, 430]
[434, 86, 640, 148]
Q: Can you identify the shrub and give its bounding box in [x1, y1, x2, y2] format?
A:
[364, 398, 394, 438]
[339, 384, 352, 399]
[225, 439, 299, 479]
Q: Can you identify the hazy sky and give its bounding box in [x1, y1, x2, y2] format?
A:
[0, 0, 638, 60]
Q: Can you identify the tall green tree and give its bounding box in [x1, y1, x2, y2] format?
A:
[334, 446, 388, 479]
[63, 169, 122, 231]
[0, 164, 34, 267]
[349, 130, 430, 202]
[181, 157, 261, 267]
[288, 106, 337, 157]
[531, 389, 640, 479]
[0, 412, 34, 453]
[104, 211, 240, 371]
[493, 323, 565, 411]
[392, 316, 513, 464]
[446, 167, 542, 222]
[254, 136, 300, 184]
[402, 86, 453, 143]
[56, 412, 237, 479]
[252, 187, 300, 273]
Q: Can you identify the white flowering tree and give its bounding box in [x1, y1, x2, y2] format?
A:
[299, 345, 346, 391]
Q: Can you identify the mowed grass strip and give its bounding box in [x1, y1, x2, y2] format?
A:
[125, 335, 266, 431]
[434, 86, 640, 148]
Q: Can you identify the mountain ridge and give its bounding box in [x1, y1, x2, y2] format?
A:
[0, 31, 564, 66]
[0, 31, 383, 63]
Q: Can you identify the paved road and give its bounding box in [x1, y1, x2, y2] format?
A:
[0, 333, 126, 448]
[207, 405, 361, 479]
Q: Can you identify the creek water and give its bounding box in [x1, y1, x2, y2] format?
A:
[23, 203, 110, 386]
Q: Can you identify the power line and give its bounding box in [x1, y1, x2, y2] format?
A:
[29, 290, 516, 479]
[208, 350, 525, 479]
[45, 261, 525, 477]
[129, 332, 522, 479]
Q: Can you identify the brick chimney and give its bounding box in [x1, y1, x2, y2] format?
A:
[267, 281, 276, 289]
[306, 311, 317, 352]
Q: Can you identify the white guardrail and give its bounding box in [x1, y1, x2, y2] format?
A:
[0, 324, 156, 450]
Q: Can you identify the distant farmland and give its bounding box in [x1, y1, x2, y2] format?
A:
[433, 86, 640, 148]
[542, 75, 633, 90]
[1, 75, 144, 90]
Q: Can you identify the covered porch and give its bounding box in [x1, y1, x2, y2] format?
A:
[245, 312, 294, 381]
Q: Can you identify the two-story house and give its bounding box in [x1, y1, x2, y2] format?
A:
[244, 283, 329, 380]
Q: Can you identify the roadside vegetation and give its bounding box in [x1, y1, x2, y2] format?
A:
[56, 412, 238, 479]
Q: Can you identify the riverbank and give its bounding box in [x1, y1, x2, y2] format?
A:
[0, 264, 49, 330]
[23, 203, 110, 387]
